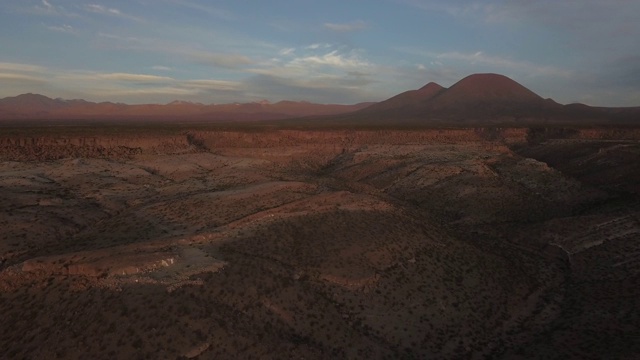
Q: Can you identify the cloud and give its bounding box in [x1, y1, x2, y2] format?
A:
[84, 4, 144, 22]
[45, 69, 247, 103]
[0, 63, 50, 97]
[85, 4, 122, 16]
[85, 77, 245, 104]
[279, 48, 295, 56]
[56, 71, 174, 87]
[289, 50, 371, 70]
[24, 0, 80, 17]
[97, 73, 174, 83]
[324, 20, 368, 32]
[306, 43, 331, 50]
[151, 65, 172, 71]
[247, 48, 374, 89]
[162, 0, 235, 21]
[46, 24, 75, 34]
[191, 52, 253, 69]
[0, 73, 47, 84]
[0, 63, 46, 73]
[239, 44, 382, 103]
[96, 32, 142, 46]
[241, 45, 380, 103]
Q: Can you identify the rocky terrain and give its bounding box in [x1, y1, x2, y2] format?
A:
[1, 124, 638, 359]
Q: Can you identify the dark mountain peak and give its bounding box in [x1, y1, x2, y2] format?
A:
[440, 73, 542, 104]
[0, 93, 68, 111]
[418, 82, 445, 92]
[359, 82, 446, 113]
[7, 93, 54, 102]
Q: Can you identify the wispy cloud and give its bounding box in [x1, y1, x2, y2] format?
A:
[306, 43, 331, 50]
[96, 73, 174, 83]
[241, 44, 380, 103]
[0, 63, 47, 73]
[96, 32, 142, 44]
[324, 20, 368, 32]
[0, 73, 47, 84]
[25, 0, 80, 17]
[279, 48, 295, 56]
[152, 65, 172, 71]
[46, 24, 75, 34]
[85, 4, 122, 16]
[79, 77, 245, 104]
[162, 0, 235, 21]
[252, 43, 375, 80]
[31, 68, 246, 103]
[84, 4, 144, 22]
[0, 63, 50, 96]
[289, 50, 371, 70]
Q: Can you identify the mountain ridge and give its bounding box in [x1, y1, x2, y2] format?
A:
[2, 73, 639, 125]
[0, 93, 373, 121]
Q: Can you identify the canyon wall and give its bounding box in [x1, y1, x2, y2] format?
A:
[186, 128, 528, 149]
[1, 127, 638, 162]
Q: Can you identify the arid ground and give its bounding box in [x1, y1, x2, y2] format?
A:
[1, 125, 639, 359]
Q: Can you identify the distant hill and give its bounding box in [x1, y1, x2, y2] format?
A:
[0, 93, 373, 122]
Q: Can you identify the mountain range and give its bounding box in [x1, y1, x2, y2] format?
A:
[0, 94, 373, 122]
[1, 73, 638, 125]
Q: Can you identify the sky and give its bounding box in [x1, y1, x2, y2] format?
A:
[1, 0, 639, 106]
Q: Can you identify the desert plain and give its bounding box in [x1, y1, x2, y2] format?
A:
[1, 74, 639, 359]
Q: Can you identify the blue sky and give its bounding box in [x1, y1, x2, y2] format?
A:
[1, 0, 639, 106]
